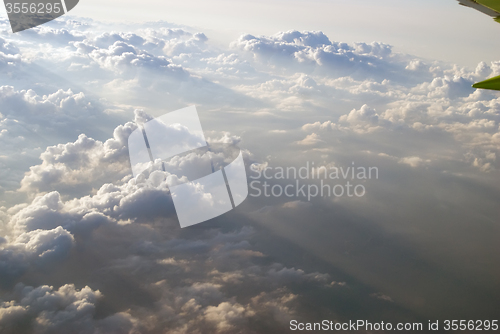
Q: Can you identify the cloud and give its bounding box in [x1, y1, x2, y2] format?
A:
[19, 27, 85, 44]
[338, 104, 390, 133]
[11, 226, 74, 262]
[398, 156, 430, 168]
[296, 133, 323, 145]
[0, 39, 21, 71]
[0, 283, 138, 334]
[0, 85, 123, 200]
[0, 226, 74, 284]
[231, 30, 423, 83]
[19, 120, 137, 197]
[84, 41, 177, 75]
[204, 301, 250, 332]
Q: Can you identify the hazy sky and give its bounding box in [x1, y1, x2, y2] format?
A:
[70, 0, 500, 67]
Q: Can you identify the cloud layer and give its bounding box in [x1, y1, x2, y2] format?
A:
[0, 14, 499, 334]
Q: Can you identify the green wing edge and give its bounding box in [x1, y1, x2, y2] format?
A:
[472, 74, 500, 90]
[457, 0, 500, 90]
[475, 0, 500, 14]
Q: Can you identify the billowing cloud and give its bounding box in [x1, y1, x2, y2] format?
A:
[0, 283, 139, 334]
[19, 121, 137, 197]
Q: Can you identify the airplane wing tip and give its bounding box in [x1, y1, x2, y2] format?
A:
[473, 75, 500, 91]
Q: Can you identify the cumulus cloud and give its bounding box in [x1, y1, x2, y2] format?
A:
[0, 226, 74, 285]
[0, 84, 123, 201]
[19, 121, 137, 197]
[296, 133, 323, 145]
[1, 161, 339, 332]
[338, 104, 390, 133]
[0, 283, 138, 334]
[231, 30, 423, 83]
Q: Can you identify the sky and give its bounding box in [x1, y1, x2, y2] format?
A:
[0, 1, 499, 333]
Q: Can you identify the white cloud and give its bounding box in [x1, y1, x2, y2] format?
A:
[0, 226, 73, 282]
[296, 133, 323, 145]
[398, 156, 430, 168]
[19, 120, 137, 197]
[204, 301, 249, 332]
[0, 283, 139, 334]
